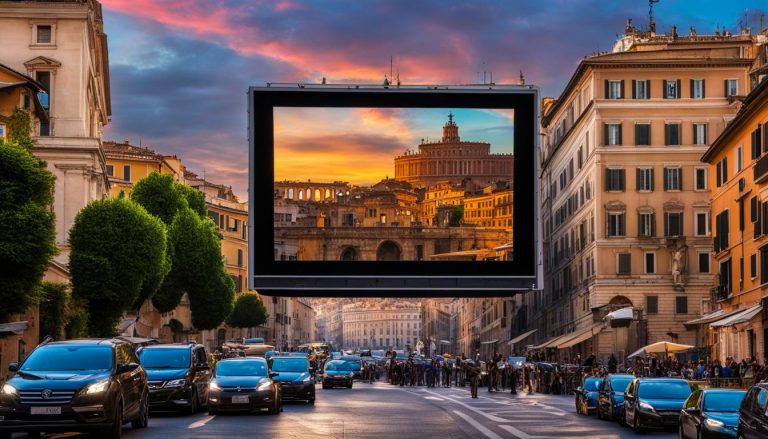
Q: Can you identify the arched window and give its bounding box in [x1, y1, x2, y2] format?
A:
[376, 241, 401, 261]
[314, 189, 321, 201]
[325, 189, 331, 199]
[341, 247, 357, 261]
[287, 188, 294, 199]
[298, 190, 304, 200]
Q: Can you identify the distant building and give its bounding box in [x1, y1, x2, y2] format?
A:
[394, 114, 514, 188]
[103, 140, 184, 197]
[342, 302, 422, 351]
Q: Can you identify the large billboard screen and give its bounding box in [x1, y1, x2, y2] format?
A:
[249, 86, 540, 295]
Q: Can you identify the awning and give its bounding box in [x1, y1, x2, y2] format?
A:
[557, 325, 604, 349]
[0, 321, 29, 337]
[606, 307, 633, 320]
[508, 329, 537, 345]
[684, 309, 727, 327]
[480, 339, 498, 345]
[710, 305, 763, 328]
[534, 331, 575, 349]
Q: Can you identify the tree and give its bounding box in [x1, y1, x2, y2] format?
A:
[69, 198, 168, 337]
[130, 172, 188, 225]
[38, 282, 68, 341]
[0, 139, 57, 322]
[178, 184, 207, 218]
[6, 108, 34, 149]
[227, 292, 268, 329]
[449, 205, 464, 227]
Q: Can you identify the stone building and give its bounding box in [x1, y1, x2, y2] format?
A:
[530, 21, 761, 364]
[342, 301, 422, 351]
[394, 114, 514, 188]
[421, 299, 453, 355]
[103, 140, 184, 197]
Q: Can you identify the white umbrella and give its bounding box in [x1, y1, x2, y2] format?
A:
[627, 341, 694, 359]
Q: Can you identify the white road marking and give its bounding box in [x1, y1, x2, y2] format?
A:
[424, 396, 445, 401]
[187, 414, 215, 429]
[451, 410, 504, 439]
[419, 389, 509, 423]
[499, 424, 536, 439]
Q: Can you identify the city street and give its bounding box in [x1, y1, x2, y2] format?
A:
[10, 381, 676, 439]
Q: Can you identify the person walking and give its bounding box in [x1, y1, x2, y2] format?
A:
[464, 359, 480, 398]
[443, 359, 452, 388]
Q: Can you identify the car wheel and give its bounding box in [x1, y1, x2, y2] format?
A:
[186, 388, 199, 415]
[106, 400, 123, 439]
[633, 413, 643, 434]
[131, 393, 149, 429]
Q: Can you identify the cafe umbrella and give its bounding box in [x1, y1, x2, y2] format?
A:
[627, 341, 694, 359]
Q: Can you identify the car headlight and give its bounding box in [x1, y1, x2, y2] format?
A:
[638, 401, 655, 412]
[1, 384, 17, 396]
[84, 379, 110, 395]
[209, 381, 221, 391]
[257, 381, 272, 391]
[705, 418, 725, 428]
[349, 373, 354, 378]
[302, 375, 312, 383]
[164, 379, 188, 388]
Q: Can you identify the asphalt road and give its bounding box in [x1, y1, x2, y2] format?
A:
[10, 381, 677, 439]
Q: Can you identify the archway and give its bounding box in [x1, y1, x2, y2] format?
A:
[609, 295, 633, 307]
[340, 247, 357, 261]
[376, 241, 401, 261]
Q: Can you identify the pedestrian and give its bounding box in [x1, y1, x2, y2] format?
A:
[608, 354, 617, 374]
[464, 359, 480, 398]
[443, 359, 452, 387]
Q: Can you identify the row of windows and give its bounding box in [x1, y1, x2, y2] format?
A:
[714, 196, 768, 255]
[717, 247, 768, 298]
[615, 251, 710, 275]
[645, 295, 692, 315]
[605, 167, 707, 192]
[605, 79, 738, 99]
[551, 213, 595, 267]
[553, 180, 592, 229]
[603, 122, 708, 146]
[606, 211, 710, 238]
[713, 123, 768, 189]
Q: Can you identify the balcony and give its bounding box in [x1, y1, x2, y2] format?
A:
[754, 154, 768, 184]
[711, 285, 729, 302]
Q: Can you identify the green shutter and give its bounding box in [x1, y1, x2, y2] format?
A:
[632, 80, 637, 99]
[646, 80, 651, 99]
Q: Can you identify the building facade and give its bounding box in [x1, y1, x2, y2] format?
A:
[394, 114, 514, 187]
[342, 302, 422, 351]
[103, 140, 183, 197]
[532, 23, 758, 364]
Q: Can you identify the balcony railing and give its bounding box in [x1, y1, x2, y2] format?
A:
[754, 154, 768, 183]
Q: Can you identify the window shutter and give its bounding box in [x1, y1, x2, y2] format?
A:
[703, 125, 707, 144]
[676, 79, 681, 98]
[632, 80, 637, 99]
[619, 213, 625, 234]
[636, 168, 642, 190]
[650, 213, 656, 236]
[724, 79, 728, 97]
[618, 123, 622, 145]
[619, 169, 626, 191]
[646, 80, 651, 99]
[678, 168, 683, 191]
[723, 157, 728, 182]
[693, 124, 697, 145]
[764, 123, 768, 154]
[752, 196, 759, 223]
[664, 213, 669, 236]
[716, 162, 722, 187]
[758, 124, 764, 154]
[605, 80, 609, 99]
[650, 168, 655, 191]
[665, 124, 670, 145]
[690, 79, 694, 98]
[605, 168, 611, 190]
[702, 79, 706, 98]
[663, 81, 669, 99]
[752, 130, 758, 160]
[604, 123, 609, 145]
[620, 80, 625, 99]
[663, 168, 669, 190]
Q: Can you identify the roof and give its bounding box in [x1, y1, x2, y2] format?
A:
[103, 141, 166, 162]
[702, 77, 768, 162]
[0, 321, 28, 336]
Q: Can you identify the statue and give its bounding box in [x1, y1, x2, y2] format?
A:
[671, 243, 688, 290]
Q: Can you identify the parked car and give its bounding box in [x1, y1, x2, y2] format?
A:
[679, 388, 745, 439]
[322, 360, 355, 389]
[206, 357, 281, 415]
[624, 377, 694, 433]
[737, 383, 768, 439]
[0, 338, 149, 439]
[596, 374, 634, 422]
[575, 376, 603, 415]
[269, 356, 315, 404]
[137, 342, 211, 414]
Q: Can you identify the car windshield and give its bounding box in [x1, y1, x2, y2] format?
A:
[215, 360, 267, 377]
[611, 376, 633, 393]
[21, 345, 113, 371]
[638, 381, 691, 399]
[271, 358, 309, 373]
[703, 391, 746, 412]
[325, 361, 355, 372]
[584, 378, 602, 391]
[139, 349, 190, 369]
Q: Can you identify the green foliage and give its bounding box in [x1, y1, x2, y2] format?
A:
[449, 205, 464, 227]
[64, 296, 88, 339]
[227, 292, 268, 328]
[0, 140, 57, 321]
[131, 172, 188, 225]
[38, 282, 68, 341]
[179, 184, 207, 218]
[7, 108, 34, 149]
[69, 198, 168, 337]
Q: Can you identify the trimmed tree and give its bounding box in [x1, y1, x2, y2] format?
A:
[227, 292, 268, 329]
[130, 172, 188, 225]
[38, 281, 68, 341]
[69, 198, 168, 337]
[0, 139, 57, 322]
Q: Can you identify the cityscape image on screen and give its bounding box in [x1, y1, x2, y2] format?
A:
[273, 107, 515, 262]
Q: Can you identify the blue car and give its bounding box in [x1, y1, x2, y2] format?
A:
[575, 376, 603, 415]
[624, 377, 694, 432]
[679, 389, 745, 439]
[597, 374, 634, 423]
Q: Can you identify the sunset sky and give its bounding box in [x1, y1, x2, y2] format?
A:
[99, 0, 767, 196]
[274, 107, 514, 185]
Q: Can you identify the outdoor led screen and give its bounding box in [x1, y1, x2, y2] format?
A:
[249, 85, 541, 296]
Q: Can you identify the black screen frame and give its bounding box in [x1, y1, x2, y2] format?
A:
[249, 85, 540, 296]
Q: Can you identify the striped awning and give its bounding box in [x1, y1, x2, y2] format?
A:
[710, 305, 762, 328]
[557, 325, 604, 349]
[508, 329, 537, 345]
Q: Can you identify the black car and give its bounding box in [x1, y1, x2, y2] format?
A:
[269, 356, 315, 404]
[206, 357, 281, 415]
[0, 339, 149, 439]
[679, 388, 745, 439]
[322, 360, 355, 389]
[137, 343, 211, 414]
[597, 374, 634, 422]
[624, 377, 693, 433]
[737, 383, 768, 439]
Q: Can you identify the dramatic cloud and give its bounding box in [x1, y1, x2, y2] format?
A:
[101, 0, 768, 196]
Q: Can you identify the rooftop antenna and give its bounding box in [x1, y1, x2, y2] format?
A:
[649, 0, 659, 33]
